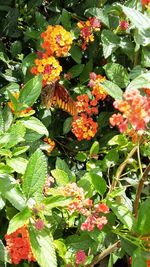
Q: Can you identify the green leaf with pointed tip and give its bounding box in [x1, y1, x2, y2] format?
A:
[70, 45, 82, 64]
[4, 187, 26, 211]
[23, 149, 47, 199]
[101, 30, 120, 58]
[135, 198, 150, 235]
[7, 207, 31, 234]
[101, 80, 123, 100]
[104, 63, 129, 88]
[90, 141, 99, 158]
[29, 226, 57, 267]
[127, 72, 150, 91]
[19, 75, 42, 107]
[6, 157, 28, 174]
[51, 169, 69, 186]
[21, 116, 48, 136]
[90, 172, 106, 196]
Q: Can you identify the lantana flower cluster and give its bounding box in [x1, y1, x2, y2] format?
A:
[31, 25, 73, 85]
[77, 17, 101, 50]
[5, 225, 35, 264]
[109, 89, 150, 135]
[62, 183, 109, 231]
[41, 25, 73, 57]
[31, 55, 62, 86]
[89, 72, 107, 101]
[71, 72, 108, 141]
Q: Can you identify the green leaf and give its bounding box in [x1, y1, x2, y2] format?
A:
[0, 240, 9, 263]
[0, 173, 16, 194]
[119, 37, 135, 61]
[90, 141, 99, 158]
[75, 152, 87, 162]
[70, 45, 82, 64]
[21, 116, 48, 136]
[56, 158, 73, 180]
[135, 198, 150, 235]
[0, 123, 26, 149]
[68, 64, 84, 78]
[63, 117, 72, 134]
[104, 63, 129, 88]
[121, 5, 150, 31]
[60, 9, 71, 30]
[101, 80, 123, 100]
[0, 195, 5, 210]
[12, 146, 30, 156]
[85, 7, 109, 27]
[6, 157, 28, 174]
[2, 105, 13, 132]
[22, 53, 37, 76]
[29, 226, 57, 267]
[7, 207, 31, 234]
[10, 41, 22, 57]
[80, 59, 93, 83]
[22, 149, 47, 199]
[108, 200, 134, 230]
[90, 172, 106, 195]
[43, 195, 72, 209]
[97, 112, 111, 128]
[127, 72, 150, 91]
[101, 30, 120, 58]
[0, 108, 4, 135]
[51, 169, 69, 186]
[66, 233, 94, 251]
[19, 75, 42, 107]
[104, 150, 119, 168]
[141, 47, 150, 68]
[4, 187, 26, 211]
[132, 248, 147, 267]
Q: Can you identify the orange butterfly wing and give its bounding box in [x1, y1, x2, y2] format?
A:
[41, 82, 77, 116]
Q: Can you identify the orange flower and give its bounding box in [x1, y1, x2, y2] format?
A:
[142, 0, 150, 6]
[75, 94, 98, 115]
[89, 72, 107, 101]
[71, 113, 98, 141]
[43, 137, 55, 154]
[31, 56, 62, 86]
[77, 17, 101, 50]
[41, 25, 73, 57]
[5, 225, 35, 264]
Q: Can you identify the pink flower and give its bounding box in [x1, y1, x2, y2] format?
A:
[75, 250, 87, 265]
[95, 203, 109, 213]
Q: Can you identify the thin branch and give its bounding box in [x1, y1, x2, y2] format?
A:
[86, 241, 121, 267]
[109, 146, 138, 193]
[134, 163, 150, 218]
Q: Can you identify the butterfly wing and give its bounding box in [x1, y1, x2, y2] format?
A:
[41, 83, 56, 108]
[41, 82, 77, 116]
[54, 83, 77, 116]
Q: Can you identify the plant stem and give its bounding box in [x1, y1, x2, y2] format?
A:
[109, 145, 138, 193]
[134, 163, 150, 218]
[86, 241, 121, 267]
[137, 141, 143, 177]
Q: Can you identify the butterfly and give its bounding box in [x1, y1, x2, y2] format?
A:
[41, 82, 77, 116]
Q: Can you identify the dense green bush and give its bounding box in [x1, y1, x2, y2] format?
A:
[0, 0, 150, 266]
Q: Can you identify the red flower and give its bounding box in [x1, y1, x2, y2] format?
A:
[119, 20, 129, 30]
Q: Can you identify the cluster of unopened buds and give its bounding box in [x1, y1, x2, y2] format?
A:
[109, 89, 150, 140]
[77, 17, 101, 50]
[62, 183, 109, 231]
[5, 225, 35, 264]
[31, 25, 73, 85]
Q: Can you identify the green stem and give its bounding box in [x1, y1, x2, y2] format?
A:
[109, 145, 138, 193]
[137, 141, 143, 177]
